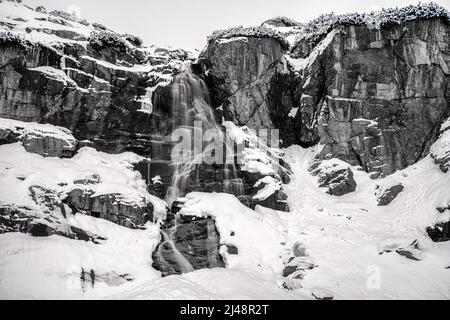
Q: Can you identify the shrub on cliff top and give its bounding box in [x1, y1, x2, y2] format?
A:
[263, 16, 302, 27]
[88, 30, 127, 52]
[123, 34, 143, 47]
[49, 10, 89, 26]
[0, 31, 28, 47]
[207, 25, 290, 50]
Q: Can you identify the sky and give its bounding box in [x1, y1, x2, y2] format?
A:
[24, 0, 449, 50]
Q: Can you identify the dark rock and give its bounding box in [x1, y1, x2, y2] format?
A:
[377, 184, 404, 206]
[201, 18, 450, 178]
[0, 204, 104, 243]
[200, 36, 285, 129]
[73, 174, 101, 185]
[430, 120, 450, 173]
[427, 222, 450, 242]
[227, 245, 238, 255]
[311, 289, 334, 300]
[0, 119, 77, 158]
[152, 215, 225, 276]
[65, 188, 153, 228]
[313, 162, 357, 196]
[396, 249, 422, 261]
[395, 239, 423, 261]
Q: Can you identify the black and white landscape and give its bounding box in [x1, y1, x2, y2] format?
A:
[0, 0, 449, 299]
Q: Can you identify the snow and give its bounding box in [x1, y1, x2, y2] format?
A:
[29, 66, 77, 86]
[288, 107, 299, 118]
[0, 218, 161, 299]
[281, 145, 450, 299]
[286, 29, 339, 72]
[253, 176, 282, 201]
[216, 37, 248, 45]
[80, 55, 154, 73]
[0, 1, 449, 301]
[0, 117, 76, 148]
[179, 192, 286, 273]
[223, 121, 286, 177]
[113, 268, 301, 300]
[430, 124, 450, 167]
[0, 143, 165, 215]
[1, 141, 449, 299]
[0, 1, 92, 45]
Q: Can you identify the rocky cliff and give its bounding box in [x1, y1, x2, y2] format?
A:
[200, 7, 450, 179]
[0, 1, 193, 157]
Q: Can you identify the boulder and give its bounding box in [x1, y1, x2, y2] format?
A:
[376, 184, 404, 206]
[152, 215, 225, 276]
[65, 188, 154, 228]
[312, 159, 357, 196]
[0, 118, 77, 157]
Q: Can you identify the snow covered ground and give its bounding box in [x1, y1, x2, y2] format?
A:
[1, 142, 448, 299]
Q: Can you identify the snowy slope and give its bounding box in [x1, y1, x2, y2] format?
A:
[0, 1, 449, 300]
[1, 142, 449, 299]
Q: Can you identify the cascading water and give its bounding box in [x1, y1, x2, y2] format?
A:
[152, 219, 195, 274]
[151, 62, 241, 276]
[164, 62, 243, 205]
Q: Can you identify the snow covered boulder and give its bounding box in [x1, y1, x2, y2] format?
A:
[251, 176, 289, 212]
[430, 118, 450, 173]
[427, 205, 450, 242]
[311, 159, 357, 196]
[0, 188, 103, 243]
[65, 189, 154, 229]
[0, 118, 77, 158]
[376, 184, 404, 206]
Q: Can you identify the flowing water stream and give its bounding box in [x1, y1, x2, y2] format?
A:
[152, 62, 242, 275]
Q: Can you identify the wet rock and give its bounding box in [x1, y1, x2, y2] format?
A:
[152, 215, 225, 276]
[376, 184, 404, 206]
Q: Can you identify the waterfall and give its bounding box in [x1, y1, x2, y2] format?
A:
[153, 222, 195, 274]
[164, 62, 243, 205]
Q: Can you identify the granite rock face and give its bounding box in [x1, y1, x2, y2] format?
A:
[0, 118, 77, 157]
[0, 186, 104, 242]
[201, 18, 450, 177]
[200, 37, 285, 129]
[0, 13, 192, 157]
[311, 159, 357, 196]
